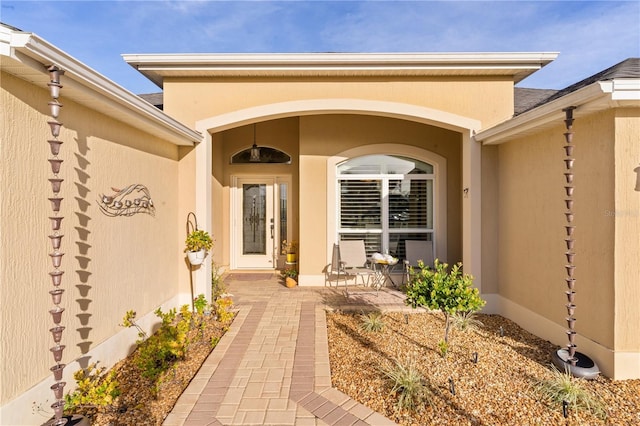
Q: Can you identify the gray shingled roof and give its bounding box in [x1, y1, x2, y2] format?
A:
[513, 88, 559, 115]
[516, 58, 640, 115]
[138, 93, 163, 110]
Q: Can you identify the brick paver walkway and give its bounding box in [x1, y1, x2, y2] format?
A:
[163, 275, 411, 426]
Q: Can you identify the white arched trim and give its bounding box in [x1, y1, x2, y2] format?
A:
[195, 98, 480, 134]
[326, 144, 447, 267]
[195, 98, 482, 291]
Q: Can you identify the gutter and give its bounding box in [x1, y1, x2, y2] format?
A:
[2, 26, 201, 146]
[476, 79, 640, 145]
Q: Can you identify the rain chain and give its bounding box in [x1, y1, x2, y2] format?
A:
[46, 65, 68, 426]
[562, 106, 578, 367]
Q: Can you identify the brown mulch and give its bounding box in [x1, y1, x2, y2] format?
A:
[74, 314, 233, 426]
[327, 311, 640, 426]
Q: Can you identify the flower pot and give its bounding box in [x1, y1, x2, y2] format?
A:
[285, 277, 297, 288]
[286, 253, 297, 263]
[187, 249, 206, 266]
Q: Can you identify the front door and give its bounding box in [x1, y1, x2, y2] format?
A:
[234, 178, 275, 269]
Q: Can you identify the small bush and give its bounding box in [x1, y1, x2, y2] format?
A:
[193, 294, 208, 316]
[381, 357, 430, 411]
[122, 306, 192, 386]
[533, 364, 606, 419]
[405, 260, 485, 343]
[437, 339, 449, 358]
[358, 311, 385, 333]
[215, 297, 234, 324]
[64, 363, 120, 412]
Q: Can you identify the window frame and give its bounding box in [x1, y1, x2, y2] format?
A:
[327, 144, 447, 264]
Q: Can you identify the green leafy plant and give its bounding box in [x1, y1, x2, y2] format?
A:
[120, 310, 147, 342]
[184, 229, 213, 253]
[533, 364, 606, 419]
[405, 260, 485, 343]
[451, 310, 484, 333]
[437, 339, 449, 358]
[193, 294, 208, 316]
[123, 305, 193, 387]
[281, 267, 298, 279]
[358, 311, 385, 333]
[210, 336, 220, 348]
[380, 357, 430, 411]
[64, 363, 120, 412]
[215, 297, 234, 324]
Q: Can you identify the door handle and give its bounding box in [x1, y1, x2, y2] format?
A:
[270, 224, 274, 239]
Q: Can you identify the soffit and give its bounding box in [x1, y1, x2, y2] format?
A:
[123, 52, 559, 88]
[1, 28, 200, 146]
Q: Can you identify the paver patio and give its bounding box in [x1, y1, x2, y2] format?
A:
[162, 274, 417, 426]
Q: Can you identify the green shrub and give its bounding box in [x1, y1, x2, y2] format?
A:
[358, 311, 385, 333]
[405, 260, 485, 343]
[193, 294, 208, 316]
[437, 339, 450, 358]
[122, 306, 192, 385]
[64, 363, 120, 412]
[215, 297, 234, 324]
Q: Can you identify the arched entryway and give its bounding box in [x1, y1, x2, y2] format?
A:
[193, 99, 481, 300]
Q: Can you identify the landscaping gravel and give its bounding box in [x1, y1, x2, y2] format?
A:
[326, 311, 640, 426]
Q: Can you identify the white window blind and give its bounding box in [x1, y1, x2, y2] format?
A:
[337, 155, 434, 259]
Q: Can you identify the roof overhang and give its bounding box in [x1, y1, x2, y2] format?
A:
[1, 25, 201, 146]
[476, 78, 640, 145]
[122, 52, 559, 88]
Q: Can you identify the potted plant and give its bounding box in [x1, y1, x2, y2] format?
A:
[184, 229, 213, 266]
[281, 267, 298, 288]
[281, 240, 298, 263]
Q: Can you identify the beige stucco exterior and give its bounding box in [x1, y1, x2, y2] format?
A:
[477, 87, 640, 380]
[1, 23, 638, 425]
[1, 27, 201, 424]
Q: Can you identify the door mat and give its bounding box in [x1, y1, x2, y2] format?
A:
[225, 273, 274, 281]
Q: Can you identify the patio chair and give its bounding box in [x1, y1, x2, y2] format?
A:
[326, 243, 351, 288]
[402, 240, 434, 285]
[338, 240, 376, 287]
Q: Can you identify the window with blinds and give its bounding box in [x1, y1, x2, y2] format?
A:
[337, 155, 434, 259]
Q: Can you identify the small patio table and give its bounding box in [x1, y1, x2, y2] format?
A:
[370, 257, 400, 289]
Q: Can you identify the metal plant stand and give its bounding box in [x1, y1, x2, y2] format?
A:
[551, 106, 600, 379]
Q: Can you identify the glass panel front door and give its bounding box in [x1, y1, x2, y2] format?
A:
[235, 178, 275, 269]
[242, 184, 267, 255]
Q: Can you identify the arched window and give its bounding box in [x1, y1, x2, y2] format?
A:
[336, 154, 434, 260]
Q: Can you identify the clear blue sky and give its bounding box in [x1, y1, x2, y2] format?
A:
[2, 1, 639, 94]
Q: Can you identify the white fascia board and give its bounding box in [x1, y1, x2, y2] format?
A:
[3, 27, 201, 146]
[476, 80, 639, 145]
[123, 52, 558, 84]
[124, 52, 559, 65]
[607, 79, 640, 100]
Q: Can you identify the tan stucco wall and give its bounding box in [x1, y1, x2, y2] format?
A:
[496, 110, 616, 350]
[481, 145, 499, 294]
[1, 72, 184, 404]
[613, 108, 640, 356]
[163, 77, 514, 129]
[299, 114, 462, 275]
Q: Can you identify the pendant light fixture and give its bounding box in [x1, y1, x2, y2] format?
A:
[249, 124, 261, 162]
